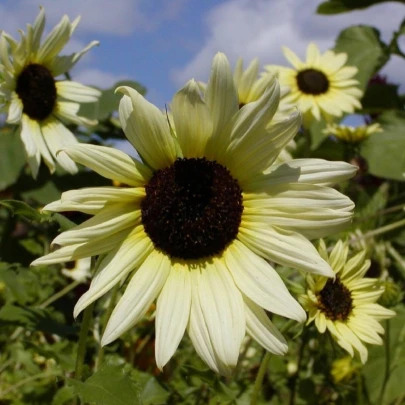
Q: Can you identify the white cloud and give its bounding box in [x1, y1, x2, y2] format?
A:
[0, 0, 188, 36]
[71, 68, 127, 89]
[172, 0, 405, 86]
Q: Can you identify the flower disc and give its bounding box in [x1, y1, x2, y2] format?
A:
[16, 64, 57, 120]
[141, 157, 243, 259]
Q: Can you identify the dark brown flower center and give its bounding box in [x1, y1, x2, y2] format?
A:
[296, 69, 329, 95]
[16, 63, 57, 121]
[141, 158, 243, 260]
[318, 277, 353, 321]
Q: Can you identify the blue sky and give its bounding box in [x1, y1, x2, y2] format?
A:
[1, 0, 404, 109]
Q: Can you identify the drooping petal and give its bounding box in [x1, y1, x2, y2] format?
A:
[238, 223, 334, 277]
[74, 226, 153, 317]
[101, 250, 171, 345]
[117, 87, 177, 170]
[225, 240, 306, 322]
[155, 263, 191, 369]
[172, 79, 213, 158]
[189, 258, 245, 371]
[62, 143, 151, 186]
[244, 296, 288, 355]
[41, 118, 78, 174]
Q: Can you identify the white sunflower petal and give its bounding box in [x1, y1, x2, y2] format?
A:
[56, 81, 100, 103]
[205, 52, 238, 141]
[225, 240, 306, 322]
[74, 226, 153, 317]
[51, 204, 140, 246]
[101, 250, 171, 345]
[238, 224, 334, 277]
[117, 87, 177, 170]
[155, 263, 191, 369]
[43, 187, 145, 215]
[62, 143, 151, 186]
[244, 296, 288, 355]
[172, 79, 213, 158]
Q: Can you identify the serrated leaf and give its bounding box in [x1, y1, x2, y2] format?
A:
[335, 26, 389, 90]
[0, 126, 26, 190]
[70, 365, 142, 405]
[361, 111, 405, 180]
[52, 386, 75, 405]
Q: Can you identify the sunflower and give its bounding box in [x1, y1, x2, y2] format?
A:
[0, 8, 100, 178]
[32, 53, 357, 375]
[265, 43, 362, 122]
[324, 123, 382, 143]
[61, 257, 91, 282]
[300, 240, 395, 364]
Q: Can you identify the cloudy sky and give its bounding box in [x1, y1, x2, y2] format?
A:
[1, 0, 404, 108]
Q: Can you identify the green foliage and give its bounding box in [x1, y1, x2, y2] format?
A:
[0, 127, 26, 191]
[317, 0, 399, 14]
[70, 365, 142, 405]
[361, 111, 405, 180]
[334, 25, 389, 90]
[363, 308, 405, 404]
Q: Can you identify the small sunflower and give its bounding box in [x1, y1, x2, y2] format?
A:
[330, 356, 360, 383]
[32, 53, 356, 375]
[266, 43, 362, 122]
[0, 8, 100, 178]
[324, 123, 382, 143]
[300, 240, 396, 364]
[61, 257, 91, 282]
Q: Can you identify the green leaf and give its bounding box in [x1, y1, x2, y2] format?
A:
[70, 365, 142, 405]
[363, 307, 405, 404]
[361, 111, 405, 180]
[317, 0, 397, 14]
[334, 26, 390, 90]
[50, 213, 77, 231]
[52, 386, 75, 405]
[79, 80, 147, 121]
[361, 83, 403, 113]
[0, 200, 44, 222]
[309, 117, 328, 150]
[0, 126, 26, 191]
[0, 304, 77, 336]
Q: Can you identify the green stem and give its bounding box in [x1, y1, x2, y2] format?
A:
[288, 329, 307, 405]
[39, 280, 81, 308]
[379, 320, 391, 404]
[250, 319, 295, 405]
[351, 218, 405, 242]
[75, 302, 95, 382]
[356, 373, 364, 405]
[0, 371, 59, 396]
[95, 284, 119, 370]
[386, 243, 405, 280]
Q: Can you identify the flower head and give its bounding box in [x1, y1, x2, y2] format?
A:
[324, 123, 382, 143]
[266, 43, 362, 122]
[61, 258, 91, 282]
[32, 53, 356, 375]
[0, 7, 100, 178]
[300, 240, 396, 364]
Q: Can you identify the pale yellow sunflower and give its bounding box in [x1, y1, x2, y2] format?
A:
[266, 43, 362, 122]
[300, 240, 395, 363]
[0, 8, 100, 178]
[324, 123, 382, 143]
[32, 53, 356, 375]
